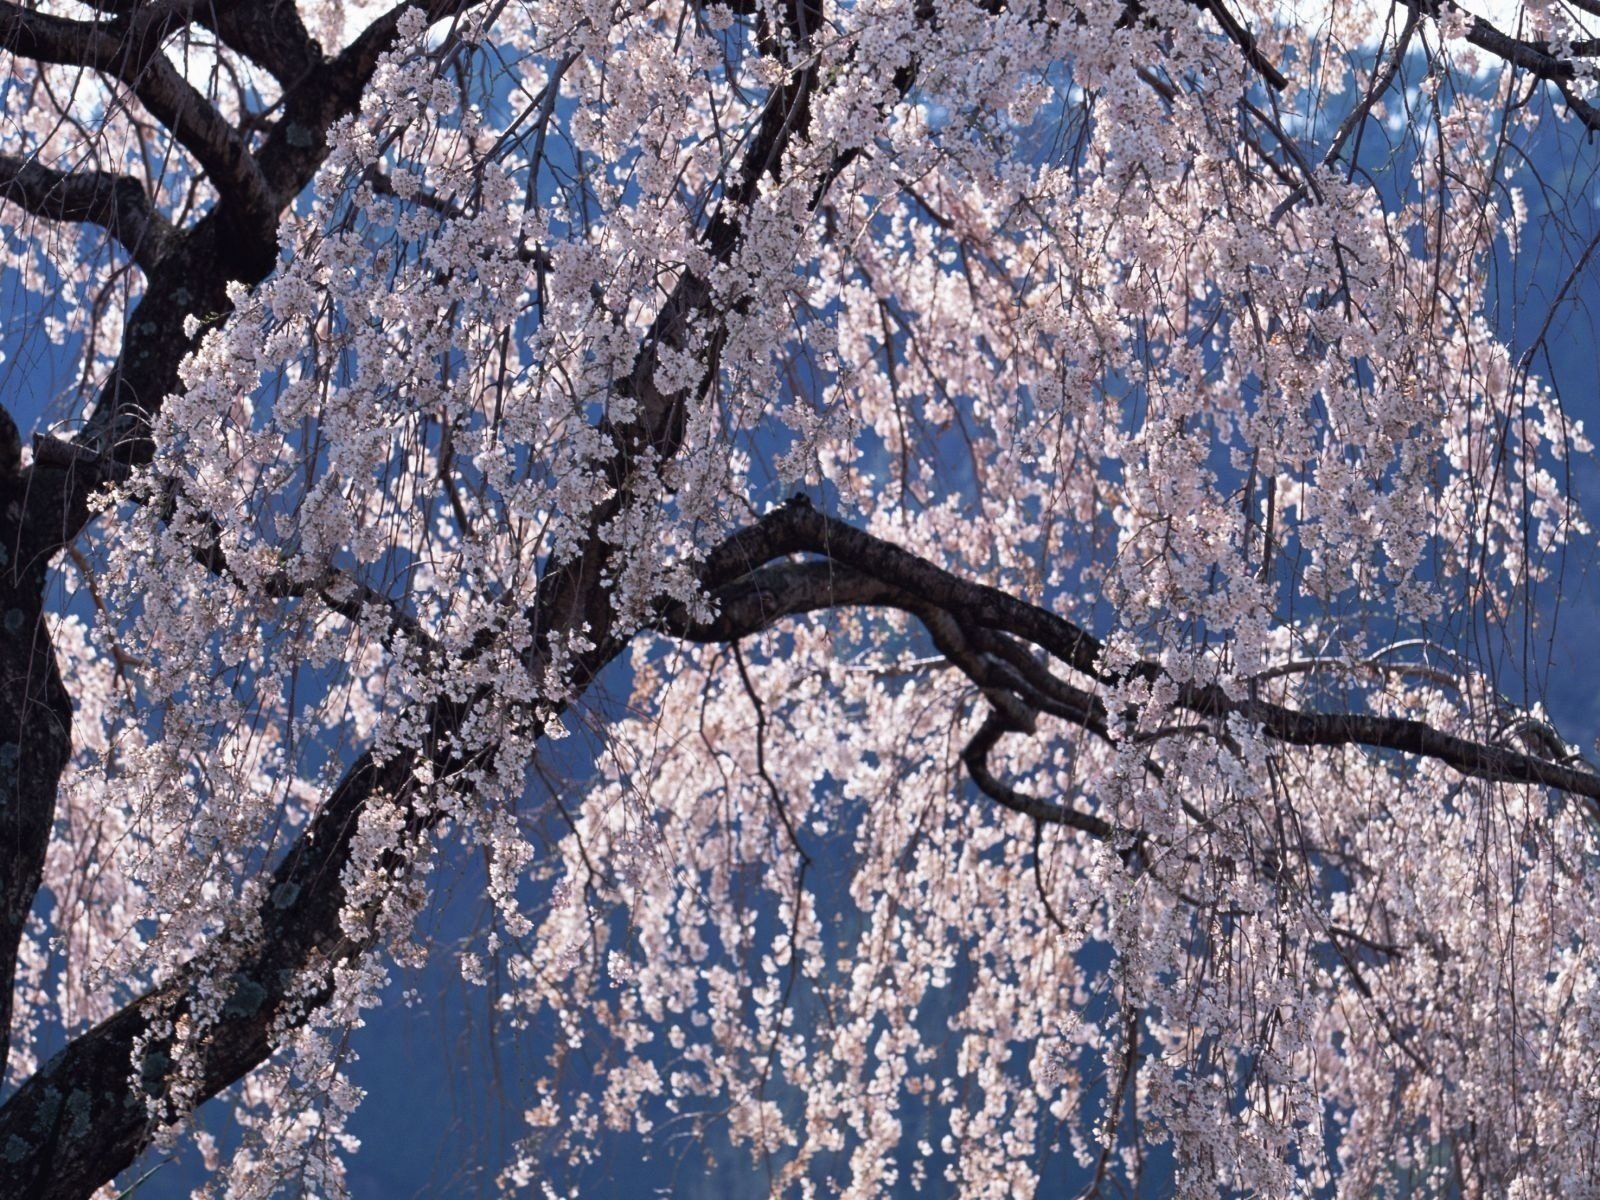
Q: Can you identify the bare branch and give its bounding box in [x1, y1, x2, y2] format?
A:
[962, 713, 1121, 839]
[0, 153, 174, 271]
[1190, 0, 1289, 91]
[195, 0, 321, 86]
[0, 2, 273, 220]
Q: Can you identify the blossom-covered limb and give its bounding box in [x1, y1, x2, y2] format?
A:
[1, 2, 822, 1163]
[0, 744, 431, 1200]
[700, 497, 1107, 679]
[531, 0, 823, 675]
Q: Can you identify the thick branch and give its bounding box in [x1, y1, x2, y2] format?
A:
[1403, 0, 1600, 130]
[1191, 0, 1288, 90]
[691, 498, 1600, 806]
[530, 0, 822, 664]
[0, 432, 83, 1083]
[0, 2, 273, 219]
[71, 210, 268, 466]
[196, 0, 321, 86]
[700, 498, 1108, 680]
[0, 745, 423, 1200]
[0, 154, 174, 271]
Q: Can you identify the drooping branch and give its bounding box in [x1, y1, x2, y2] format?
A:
[961, 713, 1120, 838]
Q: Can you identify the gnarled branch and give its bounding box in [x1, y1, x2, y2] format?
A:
[0, 2, 273, 221]
[0, 154, 175, 271]
[688, 498, 1600, 807]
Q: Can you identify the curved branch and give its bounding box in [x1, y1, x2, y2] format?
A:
[701, 497, 1109, 680]
[0, 154, 175, 271]
[692, 498, 1600, 806]
[0, 2, 272, 220]
[962, 712, 1120, 839]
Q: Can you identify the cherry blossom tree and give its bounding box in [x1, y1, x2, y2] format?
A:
[4, 0, 1600, 1195]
